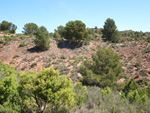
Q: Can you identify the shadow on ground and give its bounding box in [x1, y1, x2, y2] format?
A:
[27, 46, 41, 53]
[57, 40, 81, 50]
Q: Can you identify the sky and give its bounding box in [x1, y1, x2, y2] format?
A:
[0, 0, 150, 33]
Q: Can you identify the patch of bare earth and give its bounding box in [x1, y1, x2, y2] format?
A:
[0, 36, 100, 81]
[113, 40, 150, 85]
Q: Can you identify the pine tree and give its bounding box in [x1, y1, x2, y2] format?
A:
[102, 18, 120, 43]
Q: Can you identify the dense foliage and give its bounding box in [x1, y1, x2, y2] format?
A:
[64, 20, 90, 45]
[23, 23, 38, 35]
[0, 61, 20, 112]
[53, 25, 65, 40]
[34, 26, 50, 51]
[102, 18, 120, 43]
[0, 20, 17, 34]
[19, 67, 80, 113]
[122, 79, 149, 104]
[0, 61, 17, 79]
[79, 47, 124, 88]
[0, 62, 85, 112]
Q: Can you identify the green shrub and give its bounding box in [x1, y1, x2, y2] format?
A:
[0, 105, 17, 113]
[53, 32, 61, 40]
[101, 86, 111, 96]
[123, 79, 138, 95]
[146, 86, 150, 98]
[19, 41, 26, 47]
[19, 67, 80, 112]
[0, 36, 16, 45]
[13, 54, 19, 58]
[135, 55, 142, 70]
[20, 35, 25, 39]
[55, 25, 65, 38]
[144, 46, 150, 53]
[60, 54, 66, 59]
[0, 39, 5, 44]
[79, 47, 124, 88]
[87, 28, 95, 39]
[137, 78, 149, 87]
[122, 79, 149, 104]
[147, 37, 150, 43]
[0, 61, 17, 80]
[31, 62, 37, 68]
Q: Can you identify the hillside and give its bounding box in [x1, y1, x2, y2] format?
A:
[0, 31, 150, 86]
[1, 28, 150, 112]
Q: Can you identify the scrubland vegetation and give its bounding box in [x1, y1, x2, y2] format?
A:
[0, 18, 150, 113]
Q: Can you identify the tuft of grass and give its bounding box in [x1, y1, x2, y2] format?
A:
[60, 54, 66, 59]
[19, 41, 26, 47]
[144, 46, 150, 53]
[21, 64, 27, 70]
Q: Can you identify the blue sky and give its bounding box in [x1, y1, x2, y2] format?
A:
[0, 0, 150, 33]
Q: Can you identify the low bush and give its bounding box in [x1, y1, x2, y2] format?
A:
[30, 62, 37, 68]
[19, 41, 26, 47]
[147, 37, 150, 43]
[0, 36, 16, 45]
[144, 46, 150, 53]
[79, 47, 124, 88]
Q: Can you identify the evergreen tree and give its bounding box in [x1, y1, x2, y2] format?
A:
[102, 18, 120, 43]
[53, 25, 65, 40]
[23, 23, 38, 34]
[64, 20, 90, 45]
[34, 26, 50, 51]
[57, 25, 65, 38]
[0, 20, 17, 34]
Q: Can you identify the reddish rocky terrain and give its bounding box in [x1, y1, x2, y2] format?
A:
[0, 34, 150, 84]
